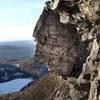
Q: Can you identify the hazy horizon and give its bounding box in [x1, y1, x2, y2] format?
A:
[0, 0, 47, 42]
[0, 39, 34, 43]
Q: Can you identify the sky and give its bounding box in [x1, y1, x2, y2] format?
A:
[0, 0, 47, 41]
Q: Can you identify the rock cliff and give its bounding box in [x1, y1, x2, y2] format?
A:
[1, 0, 100, 100]
[33, 9, 80, 76]
[33, 0, 100, 99]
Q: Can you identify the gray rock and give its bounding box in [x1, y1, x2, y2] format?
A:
[33, 9, 79, 76]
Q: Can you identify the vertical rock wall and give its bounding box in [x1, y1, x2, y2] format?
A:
[33, 9, 79, 76]
[33, 0, 100, 99]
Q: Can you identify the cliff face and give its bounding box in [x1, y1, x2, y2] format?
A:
[33, 9, 79, 76]
[33, 0, 100, 99]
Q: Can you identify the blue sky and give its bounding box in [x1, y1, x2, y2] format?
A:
[0, 0, 47, 41]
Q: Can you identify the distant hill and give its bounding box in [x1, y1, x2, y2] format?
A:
[0, 40, 36, 60]
[0, 40, 36, 46]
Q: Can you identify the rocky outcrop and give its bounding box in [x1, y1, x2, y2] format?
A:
[33, 0, 100, 100]
[33, 3, 80, 76]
